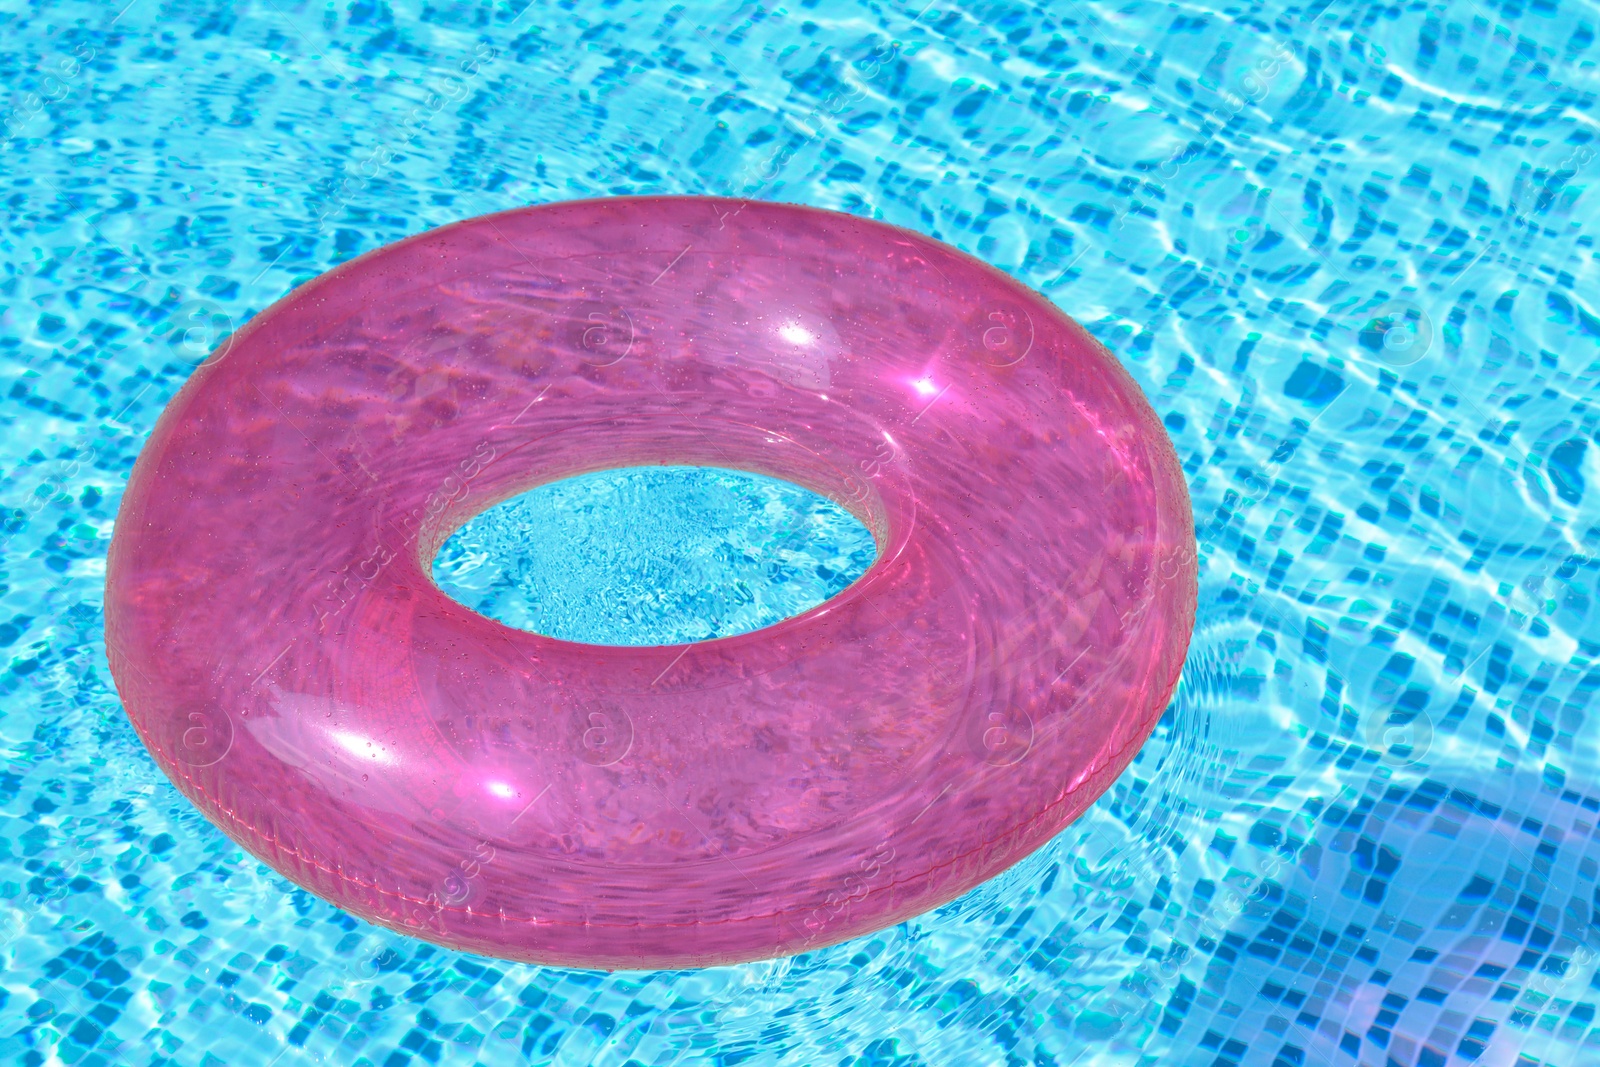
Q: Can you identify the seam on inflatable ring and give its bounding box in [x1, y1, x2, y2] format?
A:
[142, 619, 1189, 933]
[151, 708, 1173, 933]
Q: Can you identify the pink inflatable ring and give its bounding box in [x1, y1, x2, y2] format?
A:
[106, 196, 1196, 970]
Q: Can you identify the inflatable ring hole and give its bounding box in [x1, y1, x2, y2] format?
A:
[430, 464, 880, 646]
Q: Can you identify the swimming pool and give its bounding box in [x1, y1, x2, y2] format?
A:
[2, 0, 1597, 1063]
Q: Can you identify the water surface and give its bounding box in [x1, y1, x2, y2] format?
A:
[1, 0, 1596, 1064]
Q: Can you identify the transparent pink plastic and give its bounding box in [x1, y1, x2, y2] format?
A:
[105, 196, 1196, 970]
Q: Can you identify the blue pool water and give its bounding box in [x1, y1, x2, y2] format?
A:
[434, 467, 876, 645]
[3, 1, 1599, 1065]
